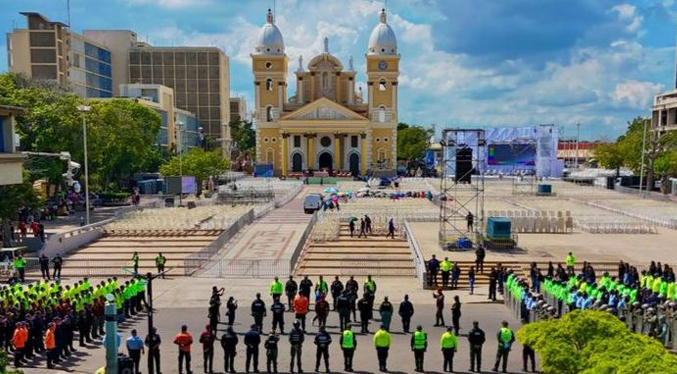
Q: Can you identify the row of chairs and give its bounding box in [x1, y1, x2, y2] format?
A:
[508, 216, 573, 234]
[487, 210, 571, 218]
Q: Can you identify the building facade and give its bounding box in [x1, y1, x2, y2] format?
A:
[230, 97, 248, 122]
[0, 105, 26, 185]
[651, 90, 677, 134]
[252, 9, 399, 176]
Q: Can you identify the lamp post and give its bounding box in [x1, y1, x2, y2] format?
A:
[176, 122, 184, 207]
[574, 123, 581, 169]
[639, 118, 648, 197]
[77, 105, 92, 225]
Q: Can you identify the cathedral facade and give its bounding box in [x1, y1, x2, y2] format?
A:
[252, 9, 399, 176]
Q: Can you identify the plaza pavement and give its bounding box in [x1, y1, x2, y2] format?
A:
[19, 276, 538, 374]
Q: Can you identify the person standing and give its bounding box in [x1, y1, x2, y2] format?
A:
[299, 276, 313, 298]
[337, 291, 351, 331]
[244, 324, 261, 373]
[451, 262, 461, 290]
[264, 332, 279, 374]
[220, 327, 238, 374]
[466, 212, 474, 232]
[226, 297, 238, 326]
[488, 268, 498, 301]
[39, 254, 50, 280]
[155, 253, 167, 278]
[349, 219, 355, 237]
[398, 294, 414, 333]
[12, 322, 27, 368]
[314, 295, 330, 329]
[340, 326, 356, 372]
[314, 326, 332, 373]
[468, 321, 486, 373]
[288, 321, 305, 373]
[285, 276, 298, 311]
[433, 288, 445, 326]
[270, 298, 285, 334]
[468, 267, 476, 295]
[127, 329, 145, 374]
[52, 254, 63, 279]
[45, 322, 57, 369]
[346, 276, 359, 322]
[451, 296, 462, 336]
[358, 218, 367, 238]
[386, 218, 396, 239]
[330, 276, 344, 310]
[174, 325, 194, 374]
[364, 275, 377, 308]
[440, 326, 458, 373]
[373, 325, 391, 372]
[358, 294, 372, 333]
[251, 293, 267, 333]
[475, 245, 485, 273]
[493, 321, 515, 373]
[523, 344, 536, 372]
[566, 252, 576, 274]
[269, 277, 283, 302]
[13, 255, 26, 282]
[379, 297, 394, 331]
[411, 325, 428, 372]
[292, 292, 309, 332]
[428, 255, 440, 286]
[132, 251, 140, 274]
[365, 215, 372, 234]
[200, 325, 216, 374]
[145, 327, 162, 374]
[440, 257, 451, 288]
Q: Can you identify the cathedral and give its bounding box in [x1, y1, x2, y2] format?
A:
[252, 9, 399, 176]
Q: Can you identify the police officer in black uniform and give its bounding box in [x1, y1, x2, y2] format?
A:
[251, 293, 267, 333]
[314, 326, 332, 373]
[270, 298, 285, 334]
[288, 321, 305, 373]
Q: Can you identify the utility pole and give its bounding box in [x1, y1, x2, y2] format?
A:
[78, 105, 92, 224]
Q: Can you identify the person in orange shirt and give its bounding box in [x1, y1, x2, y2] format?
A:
[293, 293, 309, 332]
[174, 325, 194, 374]
[45, 322, 57, 369]
[11, 322, 28, 368]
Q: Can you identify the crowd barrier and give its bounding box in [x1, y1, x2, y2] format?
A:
[404, 221, 426, 288]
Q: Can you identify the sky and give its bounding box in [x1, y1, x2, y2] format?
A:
[1, 0, 676, 140]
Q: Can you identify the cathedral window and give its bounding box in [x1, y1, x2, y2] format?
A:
[294, 135, 301, 148]
[351, 136, 358, 148]
[266, 78, 274, 91]
[320, 136, 332, 148]
[378, 106, 387, 122]
[379, 80, 386, 91]
[266, 106, 274, 122]
[266, 149, 274, 164]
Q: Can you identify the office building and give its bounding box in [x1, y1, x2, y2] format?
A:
[230, 97, 248, 122]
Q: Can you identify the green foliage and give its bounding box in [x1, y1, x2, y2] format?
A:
[0, 172, 42, 247]
[397, 124, 429, 161]
[516, 310, 677, 374]
[99, 191, 130, 201]
[230, 119, 256, 154]
[159, 148, 229, 187]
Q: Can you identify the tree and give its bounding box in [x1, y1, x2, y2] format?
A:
[0, 173, 42, 247]
[397, 125, 429, 161]
[516, 310, 677, 374]
[159, 148, 230, 189]
[229, 119, 256, 154]
[594, 142, 624, 177]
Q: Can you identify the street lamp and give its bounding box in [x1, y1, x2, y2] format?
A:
[77, 105, 92, 225]
[176, 122, 184, 207]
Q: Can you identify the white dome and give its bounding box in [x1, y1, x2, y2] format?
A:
[368, 9, 397, 56]
[255, 10, 285, 55]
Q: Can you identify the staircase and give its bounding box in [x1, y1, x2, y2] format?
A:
[295, 222, 416, 277]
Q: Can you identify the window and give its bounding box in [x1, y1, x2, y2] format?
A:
[272, 137, 277, 143]
[266, 78, 274, 91]
[263, 137, 269, 143]
[379, 80, 386, 91]
[383, 137, 389, 143]
[378, 106, 386, 122]
[294, 135, 301, 148]
[265, 61, 273, 69]
[320, 136, 331, 147]
[351, 135, 358, 148]
[375, 137, 381, 143]
[266, 149, 274, 164]
[266, 107, 273, 122]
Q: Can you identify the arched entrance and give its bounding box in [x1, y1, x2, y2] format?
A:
[349, 153, 360, 176]
[318, 152, 333, 170]
[292, 153, 303, 172]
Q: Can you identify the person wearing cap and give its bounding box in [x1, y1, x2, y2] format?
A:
[314, 325, 332, 373]
[174, 325, 194, 374]
[145, 327, 162, 374]
[336, 290, 352, 331]
[244, 324, 261, 373]
[127, 329, 145, 374]
[200, 324, 216, 374]
[288, 320, 305, 373]
[220, 326, 238, 374]
[373, 325, 391, 372]
[340, 325, 356, 372]
[45, 321, 57, 369]
[264, 331, 279, 373]
[410, 325, 427, 372]
[493, 320, 515, 373]
[440, 326, 458, 373]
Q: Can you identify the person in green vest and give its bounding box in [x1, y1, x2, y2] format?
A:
[440, 326, 458, 373]
[364, 275, 377, 309]
[493, 320, 515, 373]
[440, 257, 452, 288]
[340, 325, 356, 372]
[132, 251, 140, 274]
[13, 255, 26, 282]
[315, 275, 328, 297]
[155, 253, 166, 278]
[270, 276, 283, 301]
[565, 252, 576, 274]
[410, 325, 427, 372]
[373, 325, 391, 372]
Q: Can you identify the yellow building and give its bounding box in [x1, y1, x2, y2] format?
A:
[252, 9, 399, 176]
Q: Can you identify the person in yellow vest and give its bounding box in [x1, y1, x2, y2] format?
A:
[373, 324, 391, 372]
[340, 325, 357, 372]
[440, 326, 458, 373]
[269, 276, 283, 301]
[565, 252, 576, 274]
[132, 251, 140, 274]
[13, 255, 26, 283]
[410, 325, 427, 372]
[440, 257, 452, 288]
[364, 275, 377, 309]
[155, 253, 166, 278]
[493, 320, 515, 373]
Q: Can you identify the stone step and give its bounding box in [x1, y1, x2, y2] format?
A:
[304, 253, 412, 261]
[67, 253, 190, 260]
[298, 261, 415, 269]
[295, 267, 415, 277]
[98, 236, 218, 241]
[72, 247, 202, 254]
[307, 248, 411, 255]
[311, 242, 409, 247]
[88, 241, 212, 248]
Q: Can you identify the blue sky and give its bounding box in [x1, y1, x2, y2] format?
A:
[1, 0, 676, 140]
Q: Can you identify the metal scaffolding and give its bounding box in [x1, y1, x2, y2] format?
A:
[439, 129, 486, 250]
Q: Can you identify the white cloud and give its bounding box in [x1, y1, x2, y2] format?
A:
[125, 0, 210, 9]
[612, 80, 663, 109]
[611, 4, 643, 33]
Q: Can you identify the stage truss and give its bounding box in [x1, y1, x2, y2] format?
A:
[439, 129, 486, 250]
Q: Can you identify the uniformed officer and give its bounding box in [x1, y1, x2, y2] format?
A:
[411, 325, 427, 372]
[493, 320, 515, 373]
[358, 294, 372, 333]
[220, 326, 238, 374]
[270, 297, 285, 334]
[373, 325, 391, 372]
[269, 277, 283, 302]
[340, 326, 356, 372]
[364, 275, 377, 308]
[288, 321, 305, 373]
[398, 294, 414, 333]
[132, 251, 140, 274]
[331, 276, 344, 310]
[285, 276, 298, 311]
[336, 291, 351, 330]
[155, 253, 166, 278]
[264, 331, 279, 373]
[468, 321, 486, 373]
[314, 326, 332, 373]
[244, 324, 261, 373]
[251, 293, 267, 332]
[440, 326, 458, 373]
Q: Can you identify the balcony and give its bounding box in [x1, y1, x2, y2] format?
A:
[256, 107, 281, 123]
[370, 108, 397, 123]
